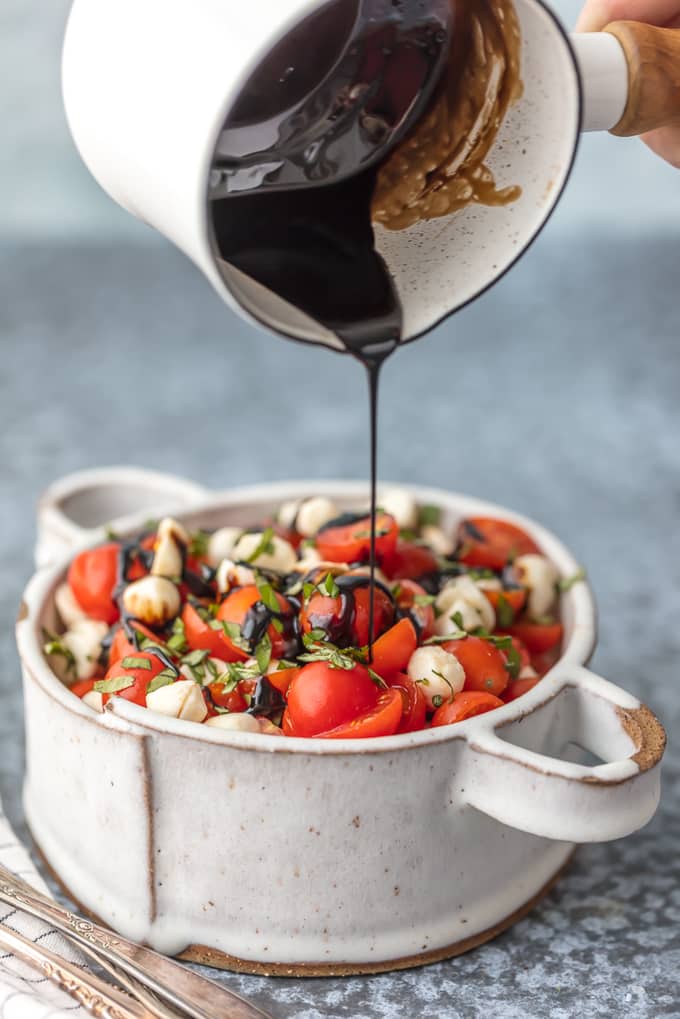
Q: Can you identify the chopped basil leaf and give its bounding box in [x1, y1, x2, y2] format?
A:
[307, 628, 327, 642]
[277, 659, 297, 670]
[414, 593, 436, 607]
[424, 631, 467, 644]
[558, 568, 587, 592]
[302, 582, 316, 602]
[147, 671, 176, 694]
[188, 529, 210, 559]
[431, 694, 443, 708]
[391, 583, 403, 600]
[418, 504, 441, 527]
[181, 649, 211, 668]
[368, 668, 387, 689]
[143, 518, 159, 532]
[271, 617, 284, 633]
[42, 629, 76, 675]
[320, 572, 340, 598]
[246, 527, 275, 563]
[211, 619, 251, 652]
[257, 581, 281, 615]
[121, 656, 152, 671]
[451, 611, 465, 630]
[299, 631, 360, 670]
[104, 525, 119, 541]
[496, 594, 515, 628]
[432, 668, 454, 700]
[399, 529, 418, 542]
[94, 675, 135, 694]
[255, 633, 272, 675]
[166, 617, 188, 654]
[533, 614, 556, 626]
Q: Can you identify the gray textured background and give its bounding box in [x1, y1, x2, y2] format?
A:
[1, 0, 680, 1016]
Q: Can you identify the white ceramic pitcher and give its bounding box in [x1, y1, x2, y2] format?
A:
[62, 0, 680, 347]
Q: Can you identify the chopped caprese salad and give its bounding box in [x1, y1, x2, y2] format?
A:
[44, 491, 584, 738]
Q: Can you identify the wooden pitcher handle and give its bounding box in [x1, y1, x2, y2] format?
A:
[605, 21, 680, 136]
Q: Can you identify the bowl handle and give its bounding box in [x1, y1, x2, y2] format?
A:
[461, 665, 665, 843]
[35, 467, 209, 568]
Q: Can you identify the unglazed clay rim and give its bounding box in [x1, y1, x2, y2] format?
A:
[18, 480, 597, 755]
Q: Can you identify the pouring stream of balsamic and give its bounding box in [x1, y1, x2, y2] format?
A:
[210, 0, 451, 656]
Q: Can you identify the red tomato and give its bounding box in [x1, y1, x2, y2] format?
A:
[109, 621, 162, 666]
[71, 679, 95, 698]
[503, 676, 541, 702]
[431, 691, 504, 727]
[370, 618, 417, 679]
[483, 587, 527, 622]
[208, 681, 248, 712]
[217, 585, 292, 659]
[503, 621, 563, 654]
[286, 662, 378, 737]
[383, 540, 438, 581]
[442, 636, 510, 697]
[532, 646, 561, 677]
[501, 635, 531, 672]
[100, 651, 165, 707]
[68, 543, 120, 624]
[387, 672, 428, 733]
[315, 688, 403, 739]
[457, 518, 540, 571]
[182, 602, 233, 659]
[300, 592, 346, 642]
[392, 579, 435, 638]
[351, 586, 394, 646]
[316, 513, 398, 564]
[282, 709, 297, 736]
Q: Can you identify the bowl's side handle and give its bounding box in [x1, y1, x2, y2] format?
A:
[35, 466, 209, 568]
[461, 666, 665, 843]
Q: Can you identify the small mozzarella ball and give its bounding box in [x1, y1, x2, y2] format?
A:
[55, 582, 87, 628]
[62, 620, 109, 681]
[205, 712, 261, 733]
[207, 526, 242, 567]
[296, 497, 338, 538]
[215, 558, 256, 594]
[293, 549, 322, 572]
[435, 575, 495, 634]
[156, 516, 189, 546]
[245, 656, 279, 676]
[346, 564, 390, 587]
[151, 533, 183, 579]
[82, 689, 104, 712]
[421, 524, 454, 558]
[278, 499, 302, 530]
[122, 576, 180, 626]
[380, 488, 418, 530]
[146, 679, 208, 722]
[514, 554, 559, 619]
[256, 718, 284, 736]
[407, 646, 465, 710]
[233, 532, 297, 573]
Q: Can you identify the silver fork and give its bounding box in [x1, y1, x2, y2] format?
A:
[0, 864, 271, 1019]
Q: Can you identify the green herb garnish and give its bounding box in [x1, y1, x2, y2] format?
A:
[121, 655, 152, 671]
[188, 529, 211, 559]
[558, 568, 586, 592]
[368, 668, 387, 690]
[94, 675, 135, 695]
[147, 669, 177, 694]
[245, 527, 275, 563]
[495, 593, 515, 628]
[418, 504, 441, 528]
[42, 629, 76, 675]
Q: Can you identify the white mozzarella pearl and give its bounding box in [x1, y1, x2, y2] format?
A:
[215, 558, 256, 594]
[150, 533, 183, 579]
[205, 712, 261, 733]
[207, 527, 243, 567]
[514, 554, 559, 619]
[380, 488, 418, 530]
[421, 524, 454, 557]
[55, 582, 88, 628]
[232, 532, 297, 573]
[156, 517, 189, 545]
[295, 497, 338, 538]
[277, 499, 303, 530]
[82, 689, 104, 712]
[122, 576, 180, 626]
[435, 575, 495, 633]
[61, 619, 109, 681]
[146, 679, 208, 722]
[345, 564, 390, 587]
[407, 646, 465, 710]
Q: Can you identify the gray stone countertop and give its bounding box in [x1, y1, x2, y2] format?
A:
[0, 232, 678, 1018]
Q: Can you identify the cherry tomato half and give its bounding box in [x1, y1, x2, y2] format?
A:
[457, 518, 540, 571]
[182, 602, 231, 659]
[371, 618, 418, 680]
[68, 543, 120, 624]
[442, 636, 509, 697]
[351, 585, 394, 646]
[315, 687, 403, 739]
[383, 540, 438, 581]
[431, 691, 504, 727]
[502, 621, 563, 654]
[483, 587, 527, 624]
[217, 585, 292, 659]
[286, 662, 378, 737]
[109, 620, 162, 666]
[101, 650, 165, 707]
[316, 513, 398, 564]
[387, 672, 428, 733]
[502, 676, 541, 702]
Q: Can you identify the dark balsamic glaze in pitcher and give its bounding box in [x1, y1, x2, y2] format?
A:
[209, 0, 451, 653]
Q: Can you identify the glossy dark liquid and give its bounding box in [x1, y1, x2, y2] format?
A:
[210, 0, 450, 653]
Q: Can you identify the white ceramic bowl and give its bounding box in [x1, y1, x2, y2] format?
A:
[16, 470, 665, 976]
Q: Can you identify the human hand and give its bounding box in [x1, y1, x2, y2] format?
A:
[576, 0, 680, 166]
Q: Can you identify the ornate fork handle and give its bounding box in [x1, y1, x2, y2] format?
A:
[0, 865, 271, 1019]
[0, 921, 147, 1019]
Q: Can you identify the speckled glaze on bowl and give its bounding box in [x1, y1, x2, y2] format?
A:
[17, 470, 665, 976]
